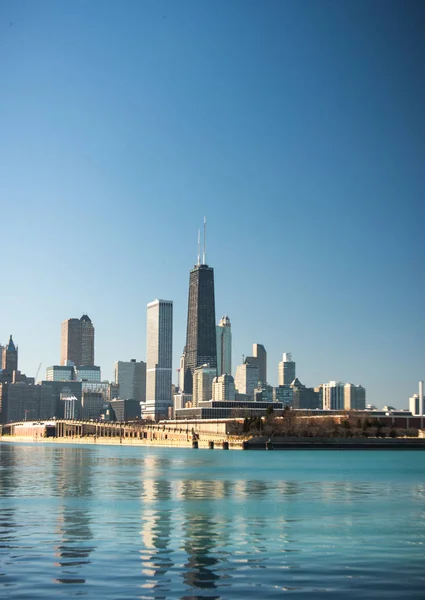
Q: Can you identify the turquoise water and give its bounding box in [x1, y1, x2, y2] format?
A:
[0, 443, 424, 599]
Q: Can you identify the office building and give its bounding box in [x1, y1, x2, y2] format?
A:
[173, 392, 192, 412]
[212, 374, 236, 401]
[274, 385, 294, 406]
[278, 353, 296, 386]
[183, 224, 217, 392]
[74, 366, 101, 382]
[46, 365, 74, 381]
[344, 384, 366, 410]
[244, 344, 267, 385]
[322, 381, 345, 410]
[253, 383, 274, 402]
[235, 363, 259, 400]
[61, 315, 95, 366]
[144, 299, 173, 420]
[0, 382, 55, 423]
[216, 316, 232, 376]
[290, 378, 321, 409]
[193, 364, 216, 406]
[114, 359, 146, 402]
[109, 399, 141, 422]
[81, 391, 104, 420]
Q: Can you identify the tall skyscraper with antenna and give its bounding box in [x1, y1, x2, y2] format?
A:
[183, 218, 217, 393]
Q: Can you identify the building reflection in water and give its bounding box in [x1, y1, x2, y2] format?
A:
[0, 444, 19, 577]
[51, 447, 94, 586]
[139, 477, 174, 595]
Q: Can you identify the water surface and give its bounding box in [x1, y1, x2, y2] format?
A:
[0, 443, 424, 598]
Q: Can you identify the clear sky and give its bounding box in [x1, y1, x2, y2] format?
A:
[1, 0, 424, 408]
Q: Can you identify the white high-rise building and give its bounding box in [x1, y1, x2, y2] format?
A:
[322, 381, 345, 410]
[144, 299, 173, 420]
[212, 374, 236, 401]
[344, 383, 366, 410]
[278, 353, 296, 386]
[192, 364, 216, 406]
[115, 359, 146, 402]
[235, 363, 259, 399]
[216, 316, 232, 376]
[410, 382, 424, 415]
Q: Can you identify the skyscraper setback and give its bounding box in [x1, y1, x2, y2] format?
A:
[61, 315, 95, 366]
[183, 221, 217, 393]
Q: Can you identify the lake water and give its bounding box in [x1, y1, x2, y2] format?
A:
[0, 442, 424, 599]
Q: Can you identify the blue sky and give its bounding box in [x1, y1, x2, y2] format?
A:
[1, 0, 424, 408]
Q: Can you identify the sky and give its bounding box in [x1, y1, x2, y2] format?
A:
[1, 0, 424, 408]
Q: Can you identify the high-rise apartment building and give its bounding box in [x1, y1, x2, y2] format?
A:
[192, 364, 216, 406]
[278, 353, 296, 386]
[344, 384, 366, 410]
[212, 374, 236, 401]
[322, 381, 345, 410]
[216, 316, 232, 376]
[115, 359, 146, 403]
[183, 231, 217, 392]
[60, 315, 95, 366]
[144, 299, 173, 420]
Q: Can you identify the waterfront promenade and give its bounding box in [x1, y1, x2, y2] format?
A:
[2, 419, 425, 450]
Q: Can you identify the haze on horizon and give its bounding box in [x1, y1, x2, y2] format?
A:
[1, 0, 424, 409]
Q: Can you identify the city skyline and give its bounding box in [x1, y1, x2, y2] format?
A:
[1, 1, 424, 408]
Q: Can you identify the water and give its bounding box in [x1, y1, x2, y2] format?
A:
[0, 443, 424, 599]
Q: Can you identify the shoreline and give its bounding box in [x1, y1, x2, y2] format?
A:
[2, 435, 425, 451]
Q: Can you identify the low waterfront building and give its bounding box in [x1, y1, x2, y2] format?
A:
[175, 399, 284, 420]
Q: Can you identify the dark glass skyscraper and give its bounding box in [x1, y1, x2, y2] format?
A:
[184, 263, 217, 393]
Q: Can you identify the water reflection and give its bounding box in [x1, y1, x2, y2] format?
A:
[52, 447, 95, 586]
[139, 479, 174, 596]
[183, 513, 220, 591]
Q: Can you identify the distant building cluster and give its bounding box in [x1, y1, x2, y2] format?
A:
[1, 221, 423, 424]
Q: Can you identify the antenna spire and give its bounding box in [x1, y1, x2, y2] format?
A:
[197, 229, 201, 266]
[202, 216, 206, 265]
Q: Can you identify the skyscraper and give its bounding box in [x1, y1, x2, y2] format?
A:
[61, 315, 95, 366]
[252, 343, 267, 384]
[244, 344, 267, 385]
[216, 315, 232, 376]
[144, 299, 173, 420]
[184, 223, 217, 392]
[278, 352, 296, 386]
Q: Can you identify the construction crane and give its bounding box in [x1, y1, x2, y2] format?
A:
[35, 362, 42, 383]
